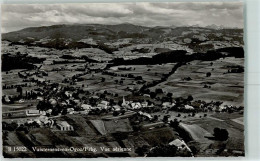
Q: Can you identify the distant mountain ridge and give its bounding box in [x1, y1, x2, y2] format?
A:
[2, 23, 244, 52]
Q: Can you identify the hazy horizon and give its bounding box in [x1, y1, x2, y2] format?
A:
[1, 2, 244, 33]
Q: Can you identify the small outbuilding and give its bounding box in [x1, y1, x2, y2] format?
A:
[56, 121, 74, 131]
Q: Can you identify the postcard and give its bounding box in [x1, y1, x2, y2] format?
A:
[1, 2, 244, 158]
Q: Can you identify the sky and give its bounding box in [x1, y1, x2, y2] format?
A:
[1, 2, 244, 33]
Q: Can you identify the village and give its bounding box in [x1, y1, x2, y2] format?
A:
[2, 61, 244, 157]
[2, 23, 244, 157]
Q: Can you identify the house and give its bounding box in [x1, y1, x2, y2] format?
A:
[46, 109, 52, 114]
[141, 101, 148, 108]
[67, 108, 74, 114]
[213, 105, 227, 112]
[184, 105, 194, 110]
[169, 139, 193, 156]
[73, 99, 81, 105]
[131, 102, 142, 109]
[49, 98, 57, 106]
[97, 103, 107, 109]
[26, 119, 34, 124]
[65, 91, 72, 98]
[81, 104, 92, 110]
[33, 119, 42, 125]
[4, 95, 11, 103]
[90, 95, 99, 99]
[41, 118, 54, 128]
[97, 100, 109, 109]
[101, 100, 109, 106]
[113, 105, 121, 111]
[18, 99, 25, 103]
[162, 102, 175, 109]
[138, 111, 153, 120]
[61, 101, 67, 106]
[56, 121, 74, 131]
[37, 96, 44, 101]
[191, 101, 203, 108]
[26, 110, 45, 116]
[38, 115, 48, 123]
[143, 94, 150, 98]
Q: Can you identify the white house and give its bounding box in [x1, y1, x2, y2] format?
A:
[169, 139, 193, 156]
[37, 96, 44, 101]
[81, 104, 92, 110]
[100, 101, 109, 106]
[113, 105, 121, 111]
[26, 110, 45, 116]
[65, 91, 72, 98]
[184, 105, 194, 110]
[131, 102, 142, 109]
[4, 96, 11, 103]
[57, 121, 74, 131]
[141, 101, 148, 108]
[162, 102, 175, 109]
[97, 101, 109, 109]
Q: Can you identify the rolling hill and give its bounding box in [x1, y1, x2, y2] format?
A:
[2, 23, 244, 53]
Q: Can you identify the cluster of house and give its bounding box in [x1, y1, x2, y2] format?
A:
[25, 115, 54, 127]
[16, 113, 74, 131]
[62, 96, 154, 115]
[121, 97, 152, 109]
[3, 109, 46, 118]
[161, 100, 243, 113]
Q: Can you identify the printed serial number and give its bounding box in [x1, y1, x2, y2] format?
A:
[7, 146, 27, 152]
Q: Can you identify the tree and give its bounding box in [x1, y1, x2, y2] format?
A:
[109, 99, 115, 106]
[163, 115, 169, 122]
[118, 100, 123, 106]
[51, 107, 60, 116]
[135, 145, 150, 156]
[155, 88, 163, 94]
[61, 109, 67, 115]
[9, 122, 18, 131]
[37, 101, 52, 111]
[153, 115, 158, 121]
[121, 109, 126, 115]
[167, 92, 173, 98]
[150, 92, 156, 99]
[17, 86, 23, 96]
[189, 146, 198, 155]
[170, 119, 179, 128]
[206, 72, 211, 77]
[187, 95, 193, 101]
[213, 128, 229, 141]
[113, 111, 119, 116]
[101, 77, 105, 82]
[135, 76, 143, 80]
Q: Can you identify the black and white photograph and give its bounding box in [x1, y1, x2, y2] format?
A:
[1, 2, 245, 158]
